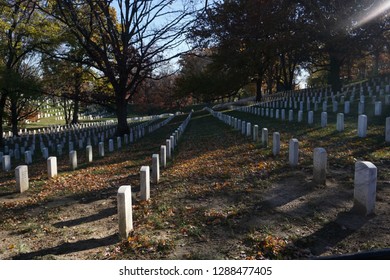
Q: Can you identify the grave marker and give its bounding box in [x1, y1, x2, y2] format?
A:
[337, 113, 344, 132]
[86, 145, 93, 163]
[313, 148, 327, 185]
[140, 166, 150, 201]
[69, 150, 77, 170]
[289, 138, 299, 167]
[358, 115, 368, 137]
[15, 165, 29, 193]
[166, 139, 172, 159]
[272, 132, 280, 156]
[99, 142, 105, 157]
[321, 112, 327, 128]
[160, 145, 167, 168]
[117, 185, 133, 239]
[261, 128, 268, 147]
[374, 101, 382, 116]
[117, 136, 122, 149]
[109, 139, 114, 152]
[42, 147, 49, 159]
[246, 122, 252, 137]
[152, 154, 160, 184]
[253, 125, 259, 142]
[47, 157, 57, 178]
[25, 151, 32, 165]
[354, 161, 377, 216]
[308, 111, 314, 125]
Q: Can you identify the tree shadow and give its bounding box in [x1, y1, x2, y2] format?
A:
[12, 233, 119, 260]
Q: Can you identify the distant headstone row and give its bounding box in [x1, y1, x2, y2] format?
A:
[254, 77, 390, 106]
[1, 115, 176, 172]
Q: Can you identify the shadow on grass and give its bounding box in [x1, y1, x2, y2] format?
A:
[294, 210, 370, 256]
[12, 233, 119, 260]
[53, 207, 117, 228]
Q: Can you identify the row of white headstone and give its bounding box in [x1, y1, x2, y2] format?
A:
[234, 103, 390, 141]
[207, 107, 378, 217]
[239, 97, 388, 117]
[1, 116, 176, 172]
[257, 76, 390, 106]
[117, 112, 193, 239]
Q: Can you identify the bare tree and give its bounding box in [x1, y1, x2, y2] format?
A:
[40, 0, 196, 135]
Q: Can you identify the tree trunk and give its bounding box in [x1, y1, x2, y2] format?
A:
[255, 78, 262, 102]
[63, 96, 71, 125]
[0, 94, 7, 147]
[10, 98, 19, 137]
[71, 69, 81, 124]
[328, 53, 342, 93]
[71, 98, 79, 124]
[115, 95, 130, 136]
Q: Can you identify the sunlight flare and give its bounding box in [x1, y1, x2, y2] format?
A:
[355, 1, 390, 27]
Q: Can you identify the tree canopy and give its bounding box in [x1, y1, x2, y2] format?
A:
[178, 0, 390, 102]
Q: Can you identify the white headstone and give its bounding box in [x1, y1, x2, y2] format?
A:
[308, 111, 314, 125]
[354, 161, 377, 216]
[117, 136, 122, 149]
[152, 154, 160, 184]
[385, 95, 390, 105]
[337, 113, 344, 132]
[253, 125, 259, 142]
[322, 101, 327, 112]
[281, 109, 286, 120]
[374, 101, 382, 116]
[69, 150, 77, 170]
[358, 114, 367, 138]
[3, 155, 11, 171]
[160, 145, 167, 168]
[117, 185, 133, 239]
[47, 156, 57, 178]
[289, 138, 299, 167]
[246, 122, 251, 137]
[25, 151, 32, 165]
[99, 142, 105, 157]
[86, 145, 93, 163]
[298, 111, 303, 122]
[170, 135, 175, 151]
[313, 148, 327, 185]
[166, 139, 172, 159]
[272, 132, 280, 156]
[109, 139, 114, 152]
[261, 128, 268, 147]
[15, 165, 29, 193]
[289, 110, 293, 122]
[241, 121, 246, 135]
[42, 147, 49, 159]
[333, 101, 338, 113]
[140, 166, 150, 201]
[321, 112, 327, 128]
